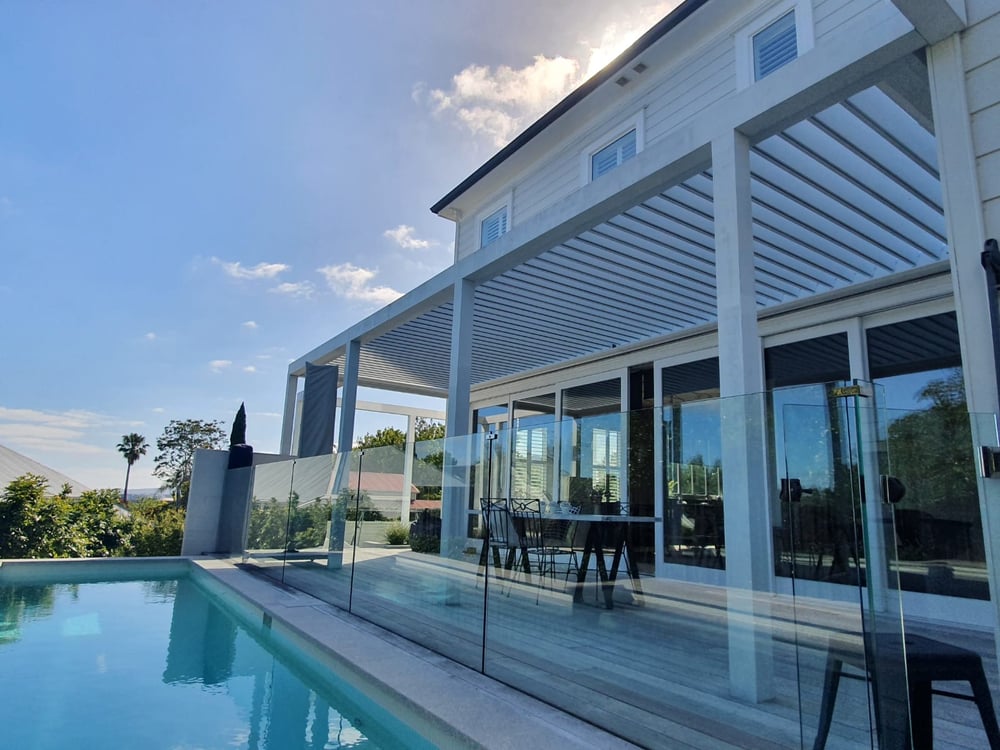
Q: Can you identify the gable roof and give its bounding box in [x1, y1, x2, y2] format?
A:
[430, 0, 708, 215]
[0, 444, 91, 496]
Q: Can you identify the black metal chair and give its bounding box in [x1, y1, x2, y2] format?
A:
[510, 498, 564, 603]
[479, 498, 521, 593]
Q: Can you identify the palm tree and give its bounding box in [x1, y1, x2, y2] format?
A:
[117, 432, 148, 504]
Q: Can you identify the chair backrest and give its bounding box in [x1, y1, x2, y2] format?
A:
[481, 498, 519, 549]
[510, 498, 546, 549]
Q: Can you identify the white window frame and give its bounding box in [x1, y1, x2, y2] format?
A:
[580, 111, 645, 185]
[476, 192, 512, 250]
[735, 0, 814, 90]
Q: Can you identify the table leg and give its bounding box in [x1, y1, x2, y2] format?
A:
[908, 681, 932, 750]
[969, 666, 1000, 750]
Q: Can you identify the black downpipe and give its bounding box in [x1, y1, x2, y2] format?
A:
[981, 238, 1000, 413]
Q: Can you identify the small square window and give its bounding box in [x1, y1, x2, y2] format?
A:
[753, 11, 797, 80]
[591, 129, 637, 180]
[480, 205, 508, 248]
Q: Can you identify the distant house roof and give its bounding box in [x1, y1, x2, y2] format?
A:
[0, 444, 91, 496]
[347, 472, 418, 494]
[411, 499, 442, 512]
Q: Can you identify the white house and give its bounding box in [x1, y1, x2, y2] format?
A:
[274, 1, 1000, 745]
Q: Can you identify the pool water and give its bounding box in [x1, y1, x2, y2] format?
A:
[0, 574, 432, 750]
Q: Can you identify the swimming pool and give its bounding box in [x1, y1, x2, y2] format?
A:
[0, 564, 436, 750]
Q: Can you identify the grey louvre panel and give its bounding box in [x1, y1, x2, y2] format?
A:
[662, 357, 720, 400]
[866, 312, 961, 378]
[754, 11, 797, 80]
[592, 129, 637, 180]
[299, 363, 339, 458]
[765, 333, 850, 388]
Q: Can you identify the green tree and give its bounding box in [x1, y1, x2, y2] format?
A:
[154, 418, 226, 506]
[0, 475, 64, 558]
[117, 432, 148, 504]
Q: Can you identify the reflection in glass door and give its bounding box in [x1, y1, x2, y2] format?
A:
[560, 378, 623, 511]
[511, 393, 556, 501]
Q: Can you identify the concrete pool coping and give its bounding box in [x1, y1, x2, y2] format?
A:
[0, 557, 638, 749]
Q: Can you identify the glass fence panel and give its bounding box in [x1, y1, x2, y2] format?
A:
[229, 397, 999, 748]
[343, 435, 490, 672]
[483, 397, 808, 749]
[781, 400, 878, 749]
[243, 458, 296, 582]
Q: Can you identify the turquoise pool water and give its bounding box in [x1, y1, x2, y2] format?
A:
[0, 571, 434, 749]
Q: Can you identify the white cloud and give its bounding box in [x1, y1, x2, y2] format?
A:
[317, 263, 402, 305]
[384, 224, 432, 250]
[0, 407, 142, 459]
[209, 359, 232, 373]
[242, 320, 258, 330]
[243, 365, 256, 373]
[151, 407, 165, 413]
[268, 281, 315, 299]
[253, 412, 282, 419]
[144, 332, 156, 341]
[256, 354, 272, 360]
[212, 257, 289, 280]
[417, 3, 680, 147]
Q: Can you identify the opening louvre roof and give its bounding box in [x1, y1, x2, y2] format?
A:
[312, 86, 946, 397]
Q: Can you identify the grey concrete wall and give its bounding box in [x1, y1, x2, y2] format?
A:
[182, 449, 229, 555]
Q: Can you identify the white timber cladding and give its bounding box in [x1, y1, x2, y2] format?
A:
[963, 1, 1000, 237]
[450, 0, 892, 257]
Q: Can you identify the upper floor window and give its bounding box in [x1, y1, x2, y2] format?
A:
[582, 112, 645, 185]
[735, 0, 814, 89]
[480, 205, 509, 248]
[591, 129, 637, 180]
[753, 11, 797, 80]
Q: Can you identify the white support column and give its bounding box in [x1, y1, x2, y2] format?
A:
[401, 414, 416, 522]
[279, 374, 299, 456]
[713, 129, 775, 703]
[928, 33, 1000, 646]
[442, 278, 476, 560]
[337, 339, 362, 457]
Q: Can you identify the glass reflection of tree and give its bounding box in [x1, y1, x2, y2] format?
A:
[886, 369, 981, 578]
[0, 585, 58, 645]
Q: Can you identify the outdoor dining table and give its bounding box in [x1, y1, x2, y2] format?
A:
[564, 514, 658, 610]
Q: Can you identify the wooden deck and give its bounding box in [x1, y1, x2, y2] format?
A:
[243, 546, 999, 749]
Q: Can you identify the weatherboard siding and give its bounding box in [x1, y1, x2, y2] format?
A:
[965, 0, 1000, 238]
[454, 0, 905, 262]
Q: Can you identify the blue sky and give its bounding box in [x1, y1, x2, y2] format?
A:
[0, 1, 676, 491]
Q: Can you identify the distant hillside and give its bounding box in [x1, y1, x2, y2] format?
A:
[126, 487, 174, 500]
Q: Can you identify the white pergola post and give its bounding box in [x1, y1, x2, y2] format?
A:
[401, 414, 416, 522]
[442, 278, 475, 560]
[713, 129, 775, 703]
[279, 373, 299, 456]
[928, 33, 1000, 647]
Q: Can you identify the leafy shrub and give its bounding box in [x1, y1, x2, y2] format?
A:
[384, 522, 409, 545]
[409, 534, 440, 553]
[125, 500, 186, 556]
